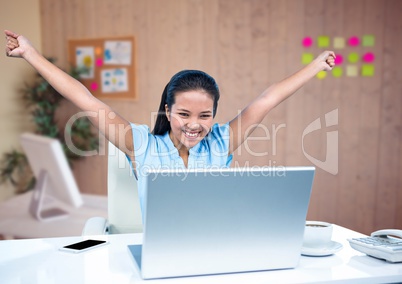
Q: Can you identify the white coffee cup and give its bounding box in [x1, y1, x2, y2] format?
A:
[303, 221, 333, 248]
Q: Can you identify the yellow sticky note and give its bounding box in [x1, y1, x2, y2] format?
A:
[361, 64, 375, 77]
[302, 53, 314, 65]
[316, 71, 327, 79]
[348, 52, 359, 63]
[346, 65, 358, 77]
[318, 36, 330, 48]
[362, 35, 375, 47]
[332, 67, 343, 78]
[333, 37, 345, 49]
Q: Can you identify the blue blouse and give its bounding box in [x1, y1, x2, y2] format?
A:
[130, 123, 233, 214]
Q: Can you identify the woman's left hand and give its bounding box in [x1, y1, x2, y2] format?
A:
[315, 51, 336, 71]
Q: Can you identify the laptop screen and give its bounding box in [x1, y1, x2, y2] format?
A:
[135, 167, 315, 279]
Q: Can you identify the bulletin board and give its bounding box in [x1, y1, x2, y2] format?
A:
[68, 36, 137, 100]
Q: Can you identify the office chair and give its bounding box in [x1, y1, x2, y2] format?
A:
[82, 142, 143, 235]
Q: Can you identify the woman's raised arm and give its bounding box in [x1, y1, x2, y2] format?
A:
[5, 30, 134, 158]
[228, 50, 335, 154]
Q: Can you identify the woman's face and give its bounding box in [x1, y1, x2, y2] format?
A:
[166, 90, 214, 150]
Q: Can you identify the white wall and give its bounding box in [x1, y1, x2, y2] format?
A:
[0, 0, 42, 201]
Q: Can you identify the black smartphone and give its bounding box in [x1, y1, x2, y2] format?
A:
[59, 239, 109, 253]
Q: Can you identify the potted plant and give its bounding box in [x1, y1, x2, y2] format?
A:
[0, 59, 99, 193]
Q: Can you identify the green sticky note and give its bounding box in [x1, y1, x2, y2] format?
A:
[302, 53, 314, 65]
[318, 36, 330, 48]
[348, 52, 359, 63]
[316, 71, 327, 79]
[362, 35, 375, 47]
[332, 66, 343, 77]
[346, 65, 358, 77]
[361, 64, 375, 76]
[333, 37, 345, 49]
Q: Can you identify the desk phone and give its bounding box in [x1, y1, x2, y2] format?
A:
[348, 229, 402, 263]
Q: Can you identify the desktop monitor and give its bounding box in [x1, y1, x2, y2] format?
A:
[20, 133, 83, 221]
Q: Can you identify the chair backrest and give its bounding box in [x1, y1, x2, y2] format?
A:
[107, 142, 143, 234]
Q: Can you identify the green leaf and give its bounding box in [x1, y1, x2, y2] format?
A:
[0, 57, 99, 193]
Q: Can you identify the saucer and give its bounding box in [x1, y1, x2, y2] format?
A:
[301, 241, 343, 257]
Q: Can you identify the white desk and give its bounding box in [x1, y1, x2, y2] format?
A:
[0, 225, 401, 283]
[0, 192, 107, 239]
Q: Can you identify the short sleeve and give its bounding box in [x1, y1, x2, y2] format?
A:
[205, 123, 233, 167]
[130, 123, 152, 168]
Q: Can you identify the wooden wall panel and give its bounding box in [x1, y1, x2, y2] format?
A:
[355, 0, 384, 235]
[266, 0, 287, 168]
[302, 0, 326, 219]
[316, 0, 343, 225]
[338, 0, 365, 230]
[284, 0, 305, 169]
[38, 0, 402, 234]
[375, 0, 402, 230]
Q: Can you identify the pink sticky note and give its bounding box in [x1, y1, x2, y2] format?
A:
[95, 58, 103, 67]
[302, 37, 313, 48]
[90, 82, 98, 91]
[348, 36, 360, 47]
[334, 54, 343, 65]
[362, 52, 375, 63]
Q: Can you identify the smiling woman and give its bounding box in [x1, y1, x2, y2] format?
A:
[152, 70, 220, 136]
[4, 29, 335, 218]
[167, 91, 215, 157]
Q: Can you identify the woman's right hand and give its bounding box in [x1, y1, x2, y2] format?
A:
[5, 30, 32, 58]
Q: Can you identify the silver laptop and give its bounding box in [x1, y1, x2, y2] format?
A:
[128, 167, 315, 279]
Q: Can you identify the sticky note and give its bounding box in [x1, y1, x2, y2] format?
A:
[348, 36, 360, 47]
[95, 58, 103, 67]
[361, 64, 375, 77]
[348, 52, 359, 63]
[334, 54, 343, 65]
[362, 35, 375, 47]
[332, 67, 343, 78]
[346, 65, 358, 77]
[362, 52, 375, 63]
[95, 47, 103, 56]
[316, 71, 327, 79]
[318, 36, 330, 48]
[302, 53, 314, 65]
[302, 37, 313, 48]
[90, 82, 98, 91]
[333, 37, 345, 49]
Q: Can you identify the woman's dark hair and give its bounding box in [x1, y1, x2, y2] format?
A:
[152, 70, 220, 135]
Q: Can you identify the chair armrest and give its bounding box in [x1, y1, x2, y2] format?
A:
[82, 217, 108, 236]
